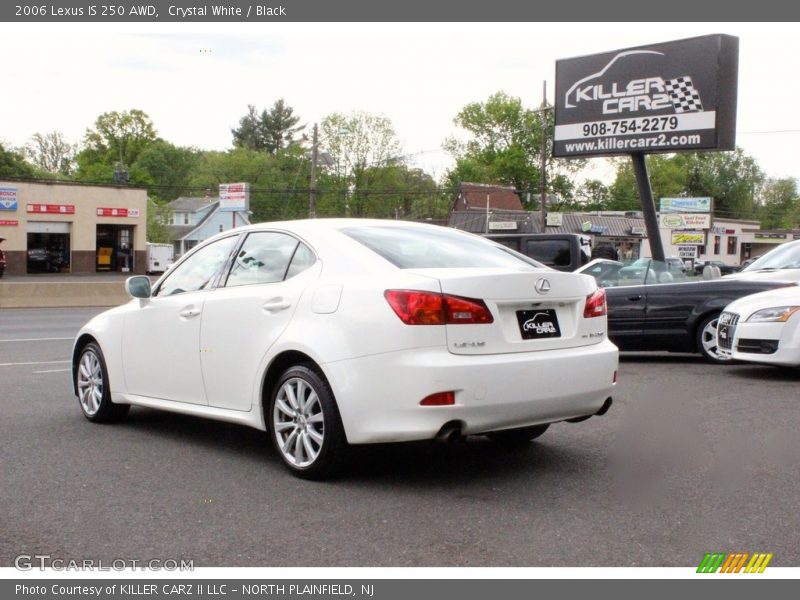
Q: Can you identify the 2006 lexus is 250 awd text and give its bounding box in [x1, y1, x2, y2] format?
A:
[72, 219, 618, 478]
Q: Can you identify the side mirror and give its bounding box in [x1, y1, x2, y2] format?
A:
[125, 275, 152, 299]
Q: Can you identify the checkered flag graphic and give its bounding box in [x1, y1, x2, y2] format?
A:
[665, 76, 704, 113]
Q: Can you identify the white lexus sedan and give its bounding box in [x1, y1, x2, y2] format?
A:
[72, 219, 618, 478]
[717, 285, 800, 367]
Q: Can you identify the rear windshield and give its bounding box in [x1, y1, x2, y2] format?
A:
[342, 226, 542, 270]
[524, 239, 571, 267]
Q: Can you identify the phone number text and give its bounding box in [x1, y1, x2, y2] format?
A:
[582, 116, 679, 137]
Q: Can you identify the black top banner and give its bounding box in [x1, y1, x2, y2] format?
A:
[4, 0, 800, 21]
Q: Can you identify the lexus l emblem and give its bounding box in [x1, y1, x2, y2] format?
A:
[535, 278, 551, 294]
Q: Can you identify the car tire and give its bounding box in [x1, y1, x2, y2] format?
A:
[486, 424, 549, 445]
[76, 342, 130, 423]
[696, 313, 731, 364]
[269, 365, 347, 479]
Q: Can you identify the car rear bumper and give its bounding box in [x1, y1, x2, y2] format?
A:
[322, 340, 619, 444]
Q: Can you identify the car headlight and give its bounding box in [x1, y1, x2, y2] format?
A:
[747, 306, 800, 323]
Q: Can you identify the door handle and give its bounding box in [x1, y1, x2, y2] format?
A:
[262, 298, 291, 313]
[627, 295, 643, 302]
[179, 306, 201, 318]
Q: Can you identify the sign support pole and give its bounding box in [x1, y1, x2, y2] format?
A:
[631, 152, 665, 262]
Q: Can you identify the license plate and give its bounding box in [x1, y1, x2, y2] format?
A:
[717, 324, 732, 349]
[516, 309, 561, 340]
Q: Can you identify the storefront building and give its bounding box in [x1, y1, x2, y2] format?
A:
[0, 179, 147, 276]
[654, 217, 762, 266]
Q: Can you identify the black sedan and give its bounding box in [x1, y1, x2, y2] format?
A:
[578, 259, 793, 362]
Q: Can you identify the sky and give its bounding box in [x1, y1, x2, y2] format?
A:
[4, 22, 800, 184]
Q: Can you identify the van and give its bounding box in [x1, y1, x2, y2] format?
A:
[146, 243, 174, 274]
[485, 233, 592, 271]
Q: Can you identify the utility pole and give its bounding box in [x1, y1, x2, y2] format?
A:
[114, 140, 128, 185]
[539, 81, 548, 233]
[308, 123, 318, 219]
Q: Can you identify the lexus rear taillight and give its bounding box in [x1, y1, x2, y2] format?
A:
[583, 288, 607, 318]
[384, 290, 494, 325]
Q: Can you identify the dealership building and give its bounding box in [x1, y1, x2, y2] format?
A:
[0, 179, 148, 276]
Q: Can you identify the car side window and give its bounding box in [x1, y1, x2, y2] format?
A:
[225, 232, 303, 287]
[154, 236, 238, 297]
[285, 242, 316, 279]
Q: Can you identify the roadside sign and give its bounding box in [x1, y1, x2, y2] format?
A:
[554, 35, 738, 158]
[219, 182, 250, 212]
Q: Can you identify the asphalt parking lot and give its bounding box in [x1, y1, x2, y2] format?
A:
[1, 308, 798, 568]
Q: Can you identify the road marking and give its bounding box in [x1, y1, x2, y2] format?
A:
[0, 360, 70, 367]
[0, 337, 73, 343]
[33, 368, 71, 374]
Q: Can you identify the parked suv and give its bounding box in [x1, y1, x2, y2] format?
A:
[485, 233, 592, 272]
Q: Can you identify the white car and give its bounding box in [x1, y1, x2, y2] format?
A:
[72, 219, 618, 478]
[717, 285, 800, 366]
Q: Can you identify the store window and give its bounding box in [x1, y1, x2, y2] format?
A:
[713, 236, 721, 254]
[727, 236, 737, 255]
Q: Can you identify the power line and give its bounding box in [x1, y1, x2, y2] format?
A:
[738, 128, 800, 135]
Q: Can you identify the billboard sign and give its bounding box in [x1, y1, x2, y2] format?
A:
[0, 187, 18, 211]
[660, 197, 712, 213]
[219, 182, 250, 212]
[554, 35, 738, 158]
[659, 213, 711, 229]
[671, 230, 705, 245]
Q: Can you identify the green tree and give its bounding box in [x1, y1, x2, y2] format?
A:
[679, 149, 763, 219]
[608, 150, 764, 219]
[24, 131, 77, 176]
[444, 91, 584, 205]
[320, 111, 404, 216]
[135, 140, 199, 201]
[759, 178, 799, 229]
[262, 99, 304, 154]
[189, 146, 311, 222]
[0, 143, 35, 178]
[231, 100, 305, 154]
[575, 179, 611, 211]
[76, 109, 159, 182]
[82, 109, 158, 163]
[75, 110, 199, 196]
[146, 198, 173, 243]
[231, 105, 266, 151]
[608, 154, 689, 211]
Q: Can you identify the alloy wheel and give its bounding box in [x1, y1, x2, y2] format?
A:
[273, 377, 325, 468]
[700, 316, 730, 362]
[77, 349, 104, 416]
